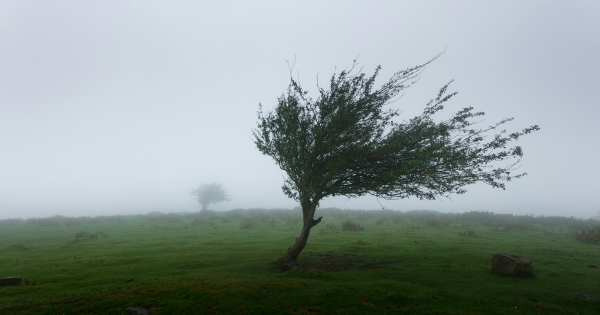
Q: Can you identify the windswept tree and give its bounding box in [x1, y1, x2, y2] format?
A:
[190, 182, 231, 211]
[253, 55, 539, 264]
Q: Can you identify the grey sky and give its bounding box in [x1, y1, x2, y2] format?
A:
[1, 1, 598, 219]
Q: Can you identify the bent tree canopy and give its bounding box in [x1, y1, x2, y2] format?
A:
[190, 182, 231, 211]
[253, 56, 539, 264]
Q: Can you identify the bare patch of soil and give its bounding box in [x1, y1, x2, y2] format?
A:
[313, 253, 358, 272]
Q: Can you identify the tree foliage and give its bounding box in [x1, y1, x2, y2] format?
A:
[190, 182, 231, 211]
[253, 55, 539, 263]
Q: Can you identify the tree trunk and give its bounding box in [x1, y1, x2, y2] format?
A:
[275, 201, 322, 265]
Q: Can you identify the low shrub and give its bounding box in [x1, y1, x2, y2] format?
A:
[342, 220, 364, 231]
[253, 213, 270, 223]
[405, 223, 421, 230]
[573, 225, 600, 245]
[220, 216, 232, 223]
[240, 218, 253, 229]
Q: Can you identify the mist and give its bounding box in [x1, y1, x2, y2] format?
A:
[1, 1, 599, 220]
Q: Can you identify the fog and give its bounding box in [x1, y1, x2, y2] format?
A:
[1, 1, 599, 220]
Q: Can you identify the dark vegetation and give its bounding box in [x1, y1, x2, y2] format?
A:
[4, 209, 598, 231]
[341, 220, 364, 231]
[1, 208, 599, 314]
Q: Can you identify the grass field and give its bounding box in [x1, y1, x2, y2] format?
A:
[1, 209, 599, 314]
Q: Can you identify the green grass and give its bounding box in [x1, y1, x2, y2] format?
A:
[0, 210, 599, 314]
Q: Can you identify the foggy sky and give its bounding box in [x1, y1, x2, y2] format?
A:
[1, 1, 599, 219]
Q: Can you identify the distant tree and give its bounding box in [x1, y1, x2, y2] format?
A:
[253, 55, 539, 264]
[190, 182, 231, 211]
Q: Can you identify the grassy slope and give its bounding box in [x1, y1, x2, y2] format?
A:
[0, 211, 598, 315]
